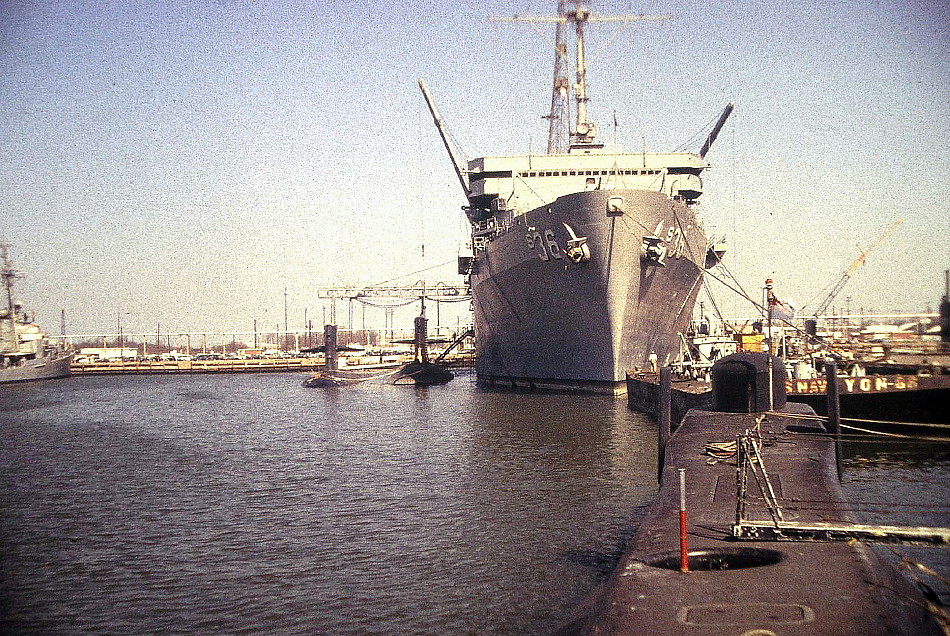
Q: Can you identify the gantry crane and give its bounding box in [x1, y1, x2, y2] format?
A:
[316, 282, 470, 336]
[316, 282, 468, 321]
[316, 282, 471, 363]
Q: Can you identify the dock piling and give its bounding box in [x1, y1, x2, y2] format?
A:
[658, 367, 672, 483]
[825, 362, 842, 480]
[324, 324, 338, 373]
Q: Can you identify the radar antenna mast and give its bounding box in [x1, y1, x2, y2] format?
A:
[1, 243, 22, 318]
[490, 1, 670, 151]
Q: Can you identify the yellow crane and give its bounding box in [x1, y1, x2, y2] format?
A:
[806, 217, 904, 317]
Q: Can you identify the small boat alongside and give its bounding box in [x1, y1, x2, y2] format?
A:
[389, 310, 459, 387]
[302, 362, 403, 388]
[391, 360, 453, 386]
[301, 374, 345, 388]
[629, 355, 950, 436]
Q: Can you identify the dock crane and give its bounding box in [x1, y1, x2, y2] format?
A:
[316, 282, 470, 345]
[805, 217, 904, 317]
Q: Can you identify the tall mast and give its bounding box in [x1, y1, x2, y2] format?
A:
[1, 244, 17, 317]
[491, 2, 670, 151]
[0, 244, 21, 354]
[572, 3, 594, 144]
[544, 0, 570, 153]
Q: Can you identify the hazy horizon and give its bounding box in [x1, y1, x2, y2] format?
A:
[3, 0, 948, 336]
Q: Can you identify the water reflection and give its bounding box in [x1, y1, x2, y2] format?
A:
[4, 371, 943, 635]
[841, 437, 950, 606]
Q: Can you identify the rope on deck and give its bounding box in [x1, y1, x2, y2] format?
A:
[764, 410, 950, 443]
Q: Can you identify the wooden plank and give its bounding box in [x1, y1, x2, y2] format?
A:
[734, 520, 950, 546]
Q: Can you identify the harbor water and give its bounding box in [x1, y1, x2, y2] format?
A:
[2, 371, 948, 634]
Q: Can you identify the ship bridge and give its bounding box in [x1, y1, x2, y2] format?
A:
[466, 150, 707, 221]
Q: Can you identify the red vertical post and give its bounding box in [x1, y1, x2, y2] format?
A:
[679, 468, 689, 572]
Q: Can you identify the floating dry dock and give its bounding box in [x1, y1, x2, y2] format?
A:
[557, 353, 948, 635]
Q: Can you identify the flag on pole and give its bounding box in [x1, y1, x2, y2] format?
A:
[766, 279, 795, 321]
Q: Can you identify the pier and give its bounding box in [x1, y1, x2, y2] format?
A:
[63, 320, 475, 377]
[70, 352, 475, 376]
[70, 356, 324, 375]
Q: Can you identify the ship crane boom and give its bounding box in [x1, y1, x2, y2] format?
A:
[699, 103, 734, 158]
[417, 79, 471, 200]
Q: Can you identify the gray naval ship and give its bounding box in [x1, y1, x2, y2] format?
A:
[421, 1, 731, 394]
[1, 244, 71, 384]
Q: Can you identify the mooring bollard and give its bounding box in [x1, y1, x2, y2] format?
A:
[679, 468, 689, 572]
[825, 362, 842, 480]
[658, 367, 672, 483]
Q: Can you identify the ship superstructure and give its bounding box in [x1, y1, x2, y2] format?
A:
[421, 1, 731, 393]
[466, 150, 706, 222]
[1, 244, 71, 384]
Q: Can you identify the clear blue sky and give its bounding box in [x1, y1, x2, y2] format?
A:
[2, 0, 948, 336]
